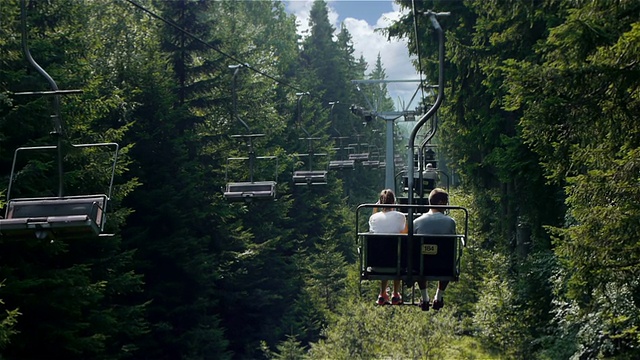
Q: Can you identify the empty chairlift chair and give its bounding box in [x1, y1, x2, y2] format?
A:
[1, 3, 119, 240]
[0, 143, 119, 240]
[292, 145, 328, 185]
[292, 170, 327, 185]
[328, 137, 355, 170]
[292, 141, 328, 186]
[292, 104, 328, 186]
[224, 134, 278, 202]
[349, 135, 369, 162]
[348, 152, 370, 162]
[362, 145, 381, 168]
[223, 65, 279, 201]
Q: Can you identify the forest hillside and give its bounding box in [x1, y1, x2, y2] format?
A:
[0, 1, 639, 359]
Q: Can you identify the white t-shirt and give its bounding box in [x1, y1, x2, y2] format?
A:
[369, 210, 407, 233]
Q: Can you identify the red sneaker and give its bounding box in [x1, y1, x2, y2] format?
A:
[376, 294, 390, 305]
[391, 293, 403, 305]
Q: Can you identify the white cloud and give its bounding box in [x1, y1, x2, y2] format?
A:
[285, 1, 422, 111]
[348, 5, 422, 111]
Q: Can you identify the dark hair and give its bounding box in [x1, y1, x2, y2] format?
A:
[379, 189, 396, 205]
[428, 188, 448, 205]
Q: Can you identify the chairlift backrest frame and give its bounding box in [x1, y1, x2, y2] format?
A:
[225, 154, 279, 184]
[224, 135, 278, 202]
[292, 134, 329, 186]
[328, 136, 355, 170]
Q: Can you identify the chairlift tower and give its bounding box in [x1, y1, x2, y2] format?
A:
[351, 79, 436, 191]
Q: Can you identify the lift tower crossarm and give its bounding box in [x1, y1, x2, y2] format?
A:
[351, 79, 436, 190]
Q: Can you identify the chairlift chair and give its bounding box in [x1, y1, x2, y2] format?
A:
[348, 146, 370, 161]
[347, 138, 370, 162]
[356, 203, 469, 305]
[328, 136, 355, 170]
[292, 137, 328, 186]
[293, 154, 328, 185]
[291, 95, 329, 185]
[224, 135, 278, 202]
[224, 180, 277, 201]
[328, 159, 355, 170]
[0, 143, 119, 240]
[292, 170, 327, 185]
[1, 3, 120, 240]
[362, 145, 381, 168]
[224, 66, 279, 201]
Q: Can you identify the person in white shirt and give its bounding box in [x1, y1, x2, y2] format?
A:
[369, 189, 408, 305]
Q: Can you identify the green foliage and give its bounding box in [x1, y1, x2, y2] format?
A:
[262, 334, 307, 360]
[309, 301, 462, 359]
[0, 1, 146, 358]
[304, 230, 348, 313]
[472, 252, 531, 358]
[0, 283, 19, 350]
[15, 0, 640, 359]
[502, 1, 640, 357]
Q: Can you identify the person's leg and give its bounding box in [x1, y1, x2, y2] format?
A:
[435, 281, 448, 298]
[392, 280, 401, 294]
[433, 281, 449, 310]
[417, 280, 430, 311]
[379, 280, 389, 296]
[377, 280, 390, 305]
[391, 280, 402, 304]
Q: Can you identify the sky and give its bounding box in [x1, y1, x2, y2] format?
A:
[283, 0, 422, 112]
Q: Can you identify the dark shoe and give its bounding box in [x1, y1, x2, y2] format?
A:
[376, 295, 390, 306]
[432, 298, 444, 310]
[420, 300, 430, 311]
[391, 293, 403, 305]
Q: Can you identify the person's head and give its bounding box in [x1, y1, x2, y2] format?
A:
[379, 188, 396, 205]
[428, 188, 449, 206]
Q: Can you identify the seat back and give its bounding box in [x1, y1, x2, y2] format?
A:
[1, 195, 108, 239]
[361, 234, 405, 276]
[363, 234, 402, 273]
[7, 196, 105, 221]
[224, 181, 276, 201]
[293, 170, 328, 185]
[403, 235, 460, 280]
[329, 160, 355, 170]
[348, 153, 370, 161]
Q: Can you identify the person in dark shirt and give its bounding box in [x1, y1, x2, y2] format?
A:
[413, 188, 456, 311]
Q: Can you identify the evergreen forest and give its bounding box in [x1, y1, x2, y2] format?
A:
[0, 0, 639, 359]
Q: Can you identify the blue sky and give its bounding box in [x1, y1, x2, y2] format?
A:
[284, 0, 422, 111]
[329, 0, 395, 25]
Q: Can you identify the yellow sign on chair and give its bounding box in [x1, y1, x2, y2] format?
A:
[422, 244, 438, 255]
